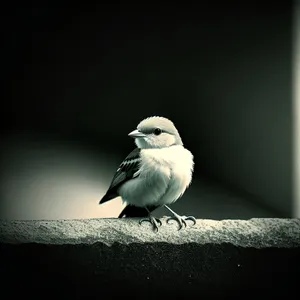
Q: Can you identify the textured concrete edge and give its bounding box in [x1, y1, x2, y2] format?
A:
[0, 217, 300, 248]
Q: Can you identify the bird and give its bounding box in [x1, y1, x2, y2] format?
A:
[99, 116, 196, 231]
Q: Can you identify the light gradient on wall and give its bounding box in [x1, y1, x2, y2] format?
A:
[293, 1, 300, 218]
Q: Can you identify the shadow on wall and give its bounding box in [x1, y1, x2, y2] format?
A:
[158, 11, 292, 217]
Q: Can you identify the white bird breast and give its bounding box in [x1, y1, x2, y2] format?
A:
[118, 145, 194, 207]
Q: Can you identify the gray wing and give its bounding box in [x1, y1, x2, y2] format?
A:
[99, 148, 141, 204]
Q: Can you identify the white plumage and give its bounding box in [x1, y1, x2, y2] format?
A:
[119, 145, 194, 207]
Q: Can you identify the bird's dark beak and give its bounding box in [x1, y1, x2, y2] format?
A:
[128, 129, 146, 138]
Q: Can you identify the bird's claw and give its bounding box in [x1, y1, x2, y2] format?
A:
[139, 215, 162, 232]
[166, 214, 196, 230]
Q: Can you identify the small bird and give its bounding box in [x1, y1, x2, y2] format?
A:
[99, 116, 196, 231]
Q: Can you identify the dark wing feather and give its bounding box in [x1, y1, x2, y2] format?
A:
[99, 148, 141, 204]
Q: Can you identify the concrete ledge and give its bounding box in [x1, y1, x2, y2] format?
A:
[1, 218, 300, 298]
[1, 217, 300, 247]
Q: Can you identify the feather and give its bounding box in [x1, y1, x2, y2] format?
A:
[99, 148, 141, 204]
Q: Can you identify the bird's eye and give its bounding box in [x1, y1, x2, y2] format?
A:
[153, 128, 162, 135]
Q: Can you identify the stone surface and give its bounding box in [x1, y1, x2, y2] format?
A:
[0, 217, 300, 247]
[1, 218, 300, 298]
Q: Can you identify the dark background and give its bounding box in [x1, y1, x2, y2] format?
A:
[0, 2, 293, 220]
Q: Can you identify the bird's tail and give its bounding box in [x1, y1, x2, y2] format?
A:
[99, 191, 117, 205]
[118, 205, 158, 218]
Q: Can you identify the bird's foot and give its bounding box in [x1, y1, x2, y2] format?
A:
[139, 215, 162, 232]
[166, 213, 196, 230]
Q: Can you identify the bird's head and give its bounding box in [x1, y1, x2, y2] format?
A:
[128, 116, 183, 149]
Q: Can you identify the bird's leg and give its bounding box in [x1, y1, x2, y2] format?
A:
[164, 205, 196, 230]
[139, 208, 162, 232]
